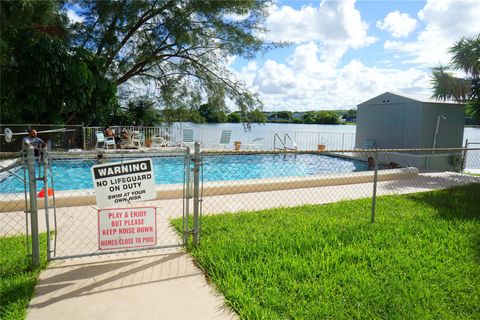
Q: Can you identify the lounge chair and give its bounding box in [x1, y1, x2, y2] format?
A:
[151, 136, 172, 148]
[361, 139, 376, 149]
[243, 137, 264, 150]
[211, 130, 232, 149]
[181, 128, 195, 147]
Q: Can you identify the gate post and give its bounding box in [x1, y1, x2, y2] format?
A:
[26, 145, 40, 267]
[82, 123, 86, 150]
[42, 148, 52, 260]
[461, 139, 468, 172]
[184, 147, 191, 246]
[192, 142, 201, 246]
[371, 149, 379, 224]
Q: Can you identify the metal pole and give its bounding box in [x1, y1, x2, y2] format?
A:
[192, 142, 201, 246]
[432, 116, 441, 149]
[371, 150, 379, 224]
[42, 148, 51, 260]
[461, 139, 468, 172]
[82, 123, 86, 150]
[26, 146, 40, 267]
[184, 147, 191, 246]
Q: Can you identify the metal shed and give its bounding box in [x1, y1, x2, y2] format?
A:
[355, 92, 465, 171]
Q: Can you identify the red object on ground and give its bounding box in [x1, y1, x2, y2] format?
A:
[38, 188, 54, 198]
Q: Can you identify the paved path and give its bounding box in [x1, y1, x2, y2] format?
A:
[27, 250, 237, 320]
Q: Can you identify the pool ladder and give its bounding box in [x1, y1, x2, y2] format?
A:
[273, 133, 298, 152]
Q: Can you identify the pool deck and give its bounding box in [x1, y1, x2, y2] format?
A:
[0, 167, 419, 213]
[6, 171, 478, 320]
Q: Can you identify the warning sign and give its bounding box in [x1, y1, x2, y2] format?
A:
[98, 207, 157, 250]
[91, 159, 156, 208]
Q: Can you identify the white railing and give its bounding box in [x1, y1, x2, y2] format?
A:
[83, 126, 181, 149]
[195, 128, 355, 151]
[81, 125, 356, 151]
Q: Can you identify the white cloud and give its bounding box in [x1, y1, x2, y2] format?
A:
[66, 9, 83, 23]
[264, 0, 376, 64]
[224, 12, 250, 22]
[384, 0, 480, 66]
[251, 60, 297, 95]
[231, 0, 480, 111]
[288, 42, 337, 78]
[241, 61, 258, 73]
[383, 40, 404, 49]
[376, 11, 417, 38]
[236, 49, 430, 111]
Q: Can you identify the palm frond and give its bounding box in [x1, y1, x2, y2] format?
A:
[430, 66, 471, 102]
[450, 34, 480, 77]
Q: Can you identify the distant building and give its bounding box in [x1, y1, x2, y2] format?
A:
[356, 92, 465, 171]
[292, 112, 303, 119]
[342, 116, 356, 123]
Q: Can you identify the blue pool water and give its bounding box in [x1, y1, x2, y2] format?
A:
[1, 154, 370, 193]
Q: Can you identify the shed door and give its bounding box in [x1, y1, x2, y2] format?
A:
[371, 103, 405, 148]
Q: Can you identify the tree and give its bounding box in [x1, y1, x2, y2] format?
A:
[431, 34, 480, 122]
[343, 108, 357, 118]
[123, 98, 161, 126]
[302, 111, 317, 124]
[198, 102, 228, 123]
[227, 112, 243, 123]
[161, 106, 205, 123]
[245, 108, 267, 123]
[315, 111, 339, 124]
[72, 0, 277, 114]
[0, 0, 116, 124]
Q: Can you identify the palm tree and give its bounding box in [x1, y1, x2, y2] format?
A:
[431, 34, 480, 123]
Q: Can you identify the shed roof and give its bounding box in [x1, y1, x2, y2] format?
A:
[358, 92, 463, 106]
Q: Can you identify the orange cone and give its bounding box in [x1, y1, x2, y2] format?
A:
[38, 188, 54, 198]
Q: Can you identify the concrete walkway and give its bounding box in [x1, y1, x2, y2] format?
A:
[27, 249, 237, 320]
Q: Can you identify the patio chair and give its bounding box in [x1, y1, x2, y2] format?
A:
[151, 136, 173, 148]
[132, 132, 145, 147]
[243, 137, 264, 150]
[361, 139, 376, 149]
[96, 131, 115, 149]
[181, 128, 195, 147]
[211, 130, 232, 149]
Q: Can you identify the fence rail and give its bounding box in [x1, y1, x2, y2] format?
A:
[3, 123, 477, 153]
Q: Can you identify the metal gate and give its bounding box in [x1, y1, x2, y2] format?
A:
[21, 145, 200, 262]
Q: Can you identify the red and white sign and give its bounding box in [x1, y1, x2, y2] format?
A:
[98, 207, 157, 250]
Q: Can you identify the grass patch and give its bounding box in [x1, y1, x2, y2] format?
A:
[173, 184, 480, 319]
[0, 234, 48, 320]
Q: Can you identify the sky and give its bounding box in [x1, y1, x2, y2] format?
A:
[229, 0, 480, 111]
[67, 0, 480, 112]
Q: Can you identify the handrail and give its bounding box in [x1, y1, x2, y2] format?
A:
[283, 133, 297, 151]
[273, 133, 285, 150]
[273, 133, 297, 151]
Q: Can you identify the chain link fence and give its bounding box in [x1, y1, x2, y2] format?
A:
[1, 148, 192, 262]
[0, 155, 30, 239]
[1, 145, 479, 263]
[197, 148, 480, 220]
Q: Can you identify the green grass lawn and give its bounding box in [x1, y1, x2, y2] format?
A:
[173, 184, 480, 319]
[0, 234, 48, 320]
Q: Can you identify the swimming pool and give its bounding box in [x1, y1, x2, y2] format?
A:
[1, 153, 372, 193]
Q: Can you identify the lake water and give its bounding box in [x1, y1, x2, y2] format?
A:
[188, 123, 480, 150]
